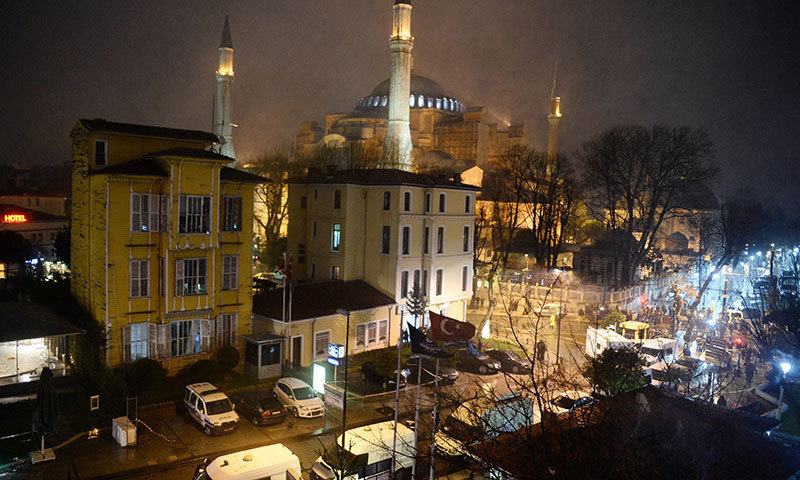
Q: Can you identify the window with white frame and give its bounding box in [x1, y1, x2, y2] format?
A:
[223, 196, 242, 231]
[170, 319, 200, 357]
[403, 191, 411, 212]
[463, 225, 470, 252]
[178, 195, 211, 234]
[130, 259, 149, 298]
[437, 226, 445, 254]
[222, 255, 238, 290]
[425, 192, 431, 212]
[131, 193, 160, 232]
[413, 269, 421, 291]
[465, 194, 472, 213]
[435, 269, 444, 296]
[355, 319, 389, 351]
[94, 140, 108, 166]
[438, 193, 446, 213]
[383, 191, 391, 210]
[331, 265, 340, 280]
[175, 258, 207, 296]
[422, 269, 429, 296]
[400, 270, 409, 298]
[462, 265, 469, 292]
[331, 223, 341, 251]
[216, 313, 237, 348]
[401, 226, 410, 255]
[314, 330, 331, 360]
[130, 322, 148, 361]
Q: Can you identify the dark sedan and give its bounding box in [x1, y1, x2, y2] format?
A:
[404, 356, 459, 385]
[486, 349, 532, 374]
[231, 391, 288, 426]
[454, 350, 501, 375]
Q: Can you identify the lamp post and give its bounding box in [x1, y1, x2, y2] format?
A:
[335, 308, 351, 480]
[778, 361, 791, 422]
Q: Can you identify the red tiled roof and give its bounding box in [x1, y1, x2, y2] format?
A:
[252, 280, 396, 320]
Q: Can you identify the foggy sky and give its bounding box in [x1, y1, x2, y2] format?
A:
[2, 0, 798, 206]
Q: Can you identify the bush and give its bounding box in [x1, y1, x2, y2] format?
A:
[217, 346, 241, 372]
[98, 368, 129, 417]
[187, 359, 223, 384]
[124, 358, 167, 395]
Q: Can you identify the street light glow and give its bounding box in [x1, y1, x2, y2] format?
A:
[781, 362, 791, 375]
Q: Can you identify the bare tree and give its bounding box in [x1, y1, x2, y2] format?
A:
[578, 125, 716, 286]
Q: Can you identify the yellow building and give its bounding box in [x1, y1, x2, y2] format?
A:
[70, 119, 264, 370]
[286, 168, 478, 327]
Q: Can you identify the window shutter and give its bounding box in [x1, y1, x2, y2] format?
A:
[148, 323, 157, 360]
[215, 315, 224, 350]
[175, 259, 184, 297]
[228, 313, 238, 347]
[157, 324, 170, 360]
[149, 194, 160, 232]
[122, 325, 132, 363]
[200, 319, 212, 354]
[235, 197, 242, 231]
[131, 194, 140, 232]
[160, 195, 169, 233]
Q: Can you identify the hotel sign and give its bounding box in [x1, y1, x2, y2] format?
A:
[3, 214, 27, 223]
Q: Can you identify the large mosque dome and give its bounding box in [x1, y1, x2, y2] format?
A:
[354, 74, 465, 114]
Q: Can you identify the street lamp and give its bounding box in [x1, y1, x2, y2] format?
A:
[335, 308, 351, 480]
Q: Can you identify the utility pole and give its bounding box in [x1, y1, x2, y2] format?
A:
[335, 309, 351, 480]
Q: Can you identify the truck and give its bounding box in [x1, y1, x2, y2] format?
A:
[193, 444, 301, 480]
[639, 338, 679, 366]
[585, 326, 635, 358]
[311, 420, 414, 480]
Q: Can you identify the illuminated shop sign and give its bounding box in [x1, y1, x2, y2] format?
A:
[3, 214, 27, 223]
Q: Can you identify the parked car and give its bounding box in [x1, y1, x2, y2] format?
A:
[454, 350, 501, 375]
[183, 382, 240, 436]
[486, 349, 532, 374]
[360, 361, 407, 391]
[403, 356, 459, 385]
[548, 390, 594, 414]
[231, 391, 288, 426]
[273, 377, 325, 418]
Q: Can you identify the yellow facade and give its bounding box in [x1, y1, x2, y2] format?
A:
[70, 119, 262, 370]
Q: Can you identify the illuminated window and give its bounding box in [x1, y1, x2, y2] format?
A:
[331, 224, 341, 251]
[418, 95, 424, 106]
[170, 319, 201, 357]
[373, 97, 380, 107]
[330, 265, 340, 280]
[131, 193, 160, 232]
[223, 196, 242, 231]
[178, 195, 211, 234]
[436, 98, 442, 109]
[381, 96, 388, 106]
[175, 258, 207, 296]
[427, 98, 433, 108]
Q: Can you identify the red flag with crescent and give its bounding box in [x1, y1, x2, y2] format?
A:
[429, 311, 476, 342]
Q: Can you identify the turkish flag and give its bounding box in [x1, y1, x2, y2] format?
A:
[430, 311, 476, 342]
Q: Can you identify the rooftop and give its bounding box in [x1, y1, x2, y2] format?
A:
[0, 204, 67, 222]
[0, 303, 84, 343]
[252, 280, 396, 321]
[76, 119, 220, 144]
[288, 168, 480, 191]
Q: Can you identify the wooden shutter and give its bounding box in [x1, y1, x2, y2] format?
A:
[131, 194, 140, 232]
[235, 197, 242, 231]
[228, 313, 238, 347]
[148, 323, 158, 360]
[160, 195, 169, 233]
[122, 325, 132, 363]
[200, 319, 212, 354]
[149, 194, 160, 232]
[175, 259, 184, 297]
[156, 324, 170, 360]
[215, 315, 225, 349]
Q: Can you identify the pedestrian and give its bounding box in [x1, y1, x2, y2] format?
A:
[745, 362, 756, 386]
[718, 395, 727, 407]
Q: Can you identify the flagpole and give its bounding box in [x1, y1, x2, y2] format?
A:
[391, 308, 404, 478]
[429, 357, 440, 480]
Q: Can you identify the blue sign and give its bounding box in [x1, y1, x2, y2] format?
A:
[327, 357, 340, 366]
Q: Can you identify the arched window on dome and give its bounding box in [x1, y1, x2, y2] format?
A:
[418, 95, 424, 107]
[449, 99, 454, 111]
[381, 96, 388, 107]
[373, 97, 380, 107]
[409, 95, 415, 107]
[427, 98, 433, 108]
[436, 98, 442, 109]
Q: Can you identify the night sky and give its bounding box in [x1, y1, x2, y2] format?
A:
[2, 1, 798, 206]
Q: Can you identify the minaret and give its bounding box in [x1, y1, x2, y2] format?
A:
[379, 0, 414, 171]
[214, 15, 236, 164]
[546, 62, 561, 162]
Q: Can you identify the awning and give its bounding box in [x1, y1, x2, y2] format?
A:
[0, 303, 84, 343]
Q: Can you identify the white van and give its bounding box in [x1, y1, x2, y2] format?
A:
[585, 326, 634, 358]
[311, 421, 414, 480]
[639, 338, 679, 365]
[193, 444, 301, 480]
[183, 382, 240, 436]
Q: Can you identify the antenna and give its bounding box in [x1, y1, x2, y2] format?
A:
[550, 61, 559, 100]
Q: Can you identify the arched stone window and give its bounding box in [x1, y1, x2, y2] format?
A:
[373, 97, 380, 107]
[436, 98, 442, 109]
[409, 94, 415, 107]
[381, 96, 388, 107]
[418, 95, 424, 107]
[427, 98, 433, 108]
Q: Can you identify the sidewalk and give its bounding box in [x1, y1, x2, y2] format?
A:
[7, 384, 434, 479]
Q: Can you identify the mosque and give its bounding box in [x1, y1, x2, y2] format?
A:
[294, 1, 561, 172]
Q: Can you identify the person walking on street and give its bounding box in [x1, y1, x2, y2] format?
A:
[745, 362, 756, 386]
